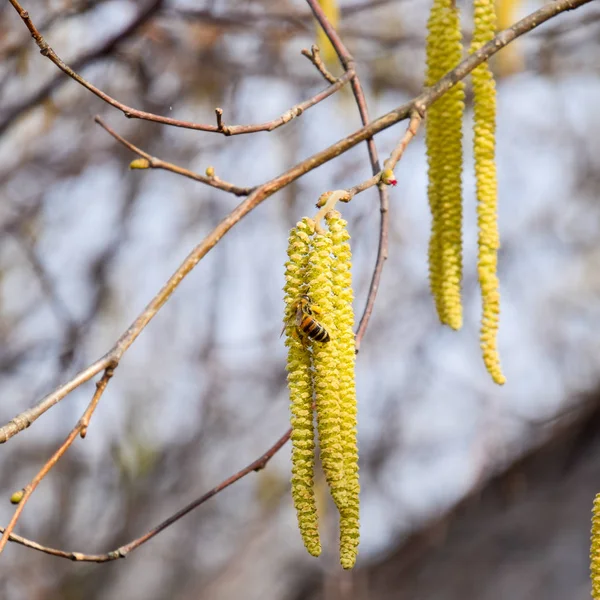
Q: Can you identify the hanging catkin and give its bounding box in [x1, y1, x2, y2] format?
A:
[425, 0, 465, 330]
[308, 230, 346, 512]
[283, 218, 321, 557]
[471, 0, 506, 385]
[327, 211, 359, 570]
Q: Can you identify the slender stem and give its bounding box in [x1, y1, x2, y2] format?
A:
[306, 0, 390, 351]
[0, 369, 114, 555]
[6, 0, 350, 136]
[94, 117, 253, 197]
[2, 427, 292, 562]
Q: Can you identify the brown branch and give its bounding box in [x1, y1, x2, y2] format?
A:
[94, 117, 253, 197]
[347, 112, 423, 197]
[0, 368, 114, 556]
[2, 426, 292, 562]
[0, 0, 592, 446]
[306, 0, 390, 353]
[6, 0, 351, 136]
[0, 0, 164, 137]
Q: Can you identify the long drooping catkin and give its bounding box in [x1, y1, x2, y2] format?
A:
[308, 231, 346, 512]
[425, 0, 465, 330]
[284, 218, 321, 557]
[327, 211, 359, 569]
[471, 0, 506, 385]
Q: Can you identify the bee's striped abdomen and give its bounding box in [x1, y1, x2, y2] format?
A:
[299, 315, 330, 343]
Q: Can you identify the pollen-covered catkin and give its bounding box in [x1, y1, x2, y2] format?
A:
[308, 231, 346, 512]
[425, 0, 465, 330]
[284, 218, 321, 557]
[326, 211, 360, 570]
[471, 0, 506, 385]
[592, 493, 600, 598]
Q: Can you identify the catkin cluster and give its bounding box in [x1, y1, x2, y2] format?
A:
[425, 0, 505, 384]
[283, 211, 359, 569]
[592, 493, 600, 598]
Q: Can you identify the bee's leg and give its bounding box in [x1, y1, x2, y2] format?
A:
[295, 328, 312, 347]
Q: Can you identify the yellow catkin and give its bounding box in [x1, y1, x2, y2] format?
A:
[284, 218, 321, 557]
[425, 0, 465, 330]
[495, 0, 523, 76]
[316, 0, 340, 67]
[308, 231, 346, 512]
[591, 494, 600, 598]
[327, 211, 360, 570]
[471, 0, 506, 385]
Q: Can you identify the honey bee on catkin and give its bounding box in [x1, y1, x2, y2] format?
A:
[284, 294, 330, 344]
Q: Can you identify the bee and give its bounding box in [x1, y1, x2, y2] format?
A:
[284, 294, 331, 343]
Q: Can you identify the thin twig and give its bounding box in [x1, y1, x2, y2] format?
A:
[306, 0, 390, 353]
[2, 426, 291, 562]
[6, 0, 351, 135]
[347, 112, 422, 198]
[301, 45, 337, 84]
[1, 0, 592, 445]
[0, 0, 165, 137]
[94, 117, 253, 197]
[0, 368, 114, 555]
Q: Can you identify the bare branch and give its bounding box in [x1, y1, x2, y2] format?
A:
[94, 117, 253, 197]
[306, 0, 391, 353]
[5, 0, 351, 136]
[2, 426, 292, 562]
[347, 112, 423, 198]
[0, 368, 114, 555]
[0, 0, 165, 137]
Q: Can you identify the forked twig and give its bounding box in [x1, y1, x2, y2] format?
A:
[2, 426, 292, 562]
[0, 368, 115, 555]
[94, 117, 253, 197]
[6, 0, 351, 136]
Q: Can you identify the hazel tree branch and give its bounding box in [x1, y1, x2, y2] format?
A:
[0, 0, 165, 137]
[6, 0, 352, 136]
[94, 117, 254, 197]
[2, 426, 293, 562]
[301, 45, 338, 84]
[347, 112, 423, 197]
[0, 0, 593, 447]
[306, 0, 391, 353]
[0, 368, 114, 555]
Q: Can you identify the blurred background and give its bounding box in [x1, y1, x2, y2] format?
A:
[1, 0, 600, 598]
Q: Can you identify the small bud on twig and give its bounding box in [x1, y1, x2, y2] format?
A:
[129, 158, 150, 170]
[380, 168, 397, 186]
[205, 166, 215, 178]
[10, 489, 24, 505]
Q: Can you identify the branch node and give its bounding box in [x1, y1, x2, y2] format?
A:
[314, 190, 351, 233]
[215, 108, 232, 135]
